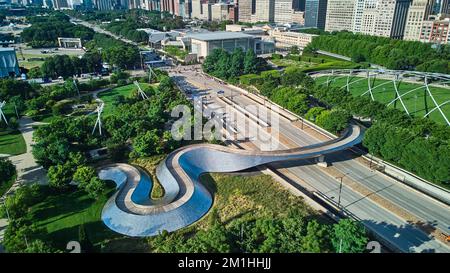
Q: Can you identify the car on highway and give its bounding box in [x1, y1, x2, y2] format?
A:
[217, 90, 225, 95]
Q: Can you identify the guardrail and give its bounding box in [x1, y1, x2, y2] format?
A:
[218, 96, 270, 127]
[202, 72, 450, 207]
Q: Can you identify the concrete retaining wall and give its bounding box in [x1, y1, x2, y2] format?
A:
[211, 74, 450, 206]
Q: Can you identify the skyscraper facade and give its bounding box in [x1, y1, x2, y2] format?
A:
[373, 0, 411, 39]
[404, 0, 435, 41]
[304, 0, 327, 29]
[238, 0, 254, 22]
[252, 0, 275, 23]
[325, 0, 356, 32]
[274, 0, 294, 24]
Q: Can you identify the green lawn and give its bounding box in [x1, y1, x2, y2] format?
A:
[28, 185, 133, 252]
[0, 129, 26, 155]
[97, 83, 151, 115]
[197, 172, 318, 228]
[315, 76, 450, 125]
[272, 53, 358, 73]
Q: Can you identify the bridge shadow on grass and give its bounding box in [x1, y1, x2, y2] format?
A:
[38, 220, 122, 252]
[362, 219, 443, 253]
[30, 190, 93, 222]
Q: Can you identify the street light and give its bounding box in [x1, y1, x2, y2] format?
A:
[335, 173, 349, 209]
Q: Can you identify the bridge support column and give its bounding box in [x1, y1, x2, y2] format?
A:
[316, 155, 329, 168]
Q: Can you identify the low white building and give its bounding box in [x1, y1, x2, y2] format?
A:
[268, 28, 317, 49]
[188, 31, 275, 60]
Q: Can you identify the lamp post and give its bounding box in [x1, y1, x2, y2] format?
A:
[335, 173, 349, 209]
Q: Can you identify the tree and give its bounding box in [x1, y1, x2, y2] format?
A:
[243, 49, 258, 75]
[3, 222, 36, 253]
[47, 163, 73, 190]
[229, 48, 245, 79]
[214, 50, 231, 79]
[73, 166, 96, 189]
[78, 224, 94, 253]
[187, 223, 231, 253]
[202, 49, 221, 73]
[352, 53, 366, 63]
[290, 46, 300, 55]
[316, 109, 351, 134]
[32, 137, 71, 169]
[282, 67, 314, 88]
[0, 158, 16, 185]
[24, 240, 54, 253]
[131, 129, 161, 157]
[84, 177, 106, 199]
[305, 107, 325, 122]
[331, 219, 368, 253]
[301, 220, 330, 253]
[3, 184, 41, 220]
[10, 95, 26, 115]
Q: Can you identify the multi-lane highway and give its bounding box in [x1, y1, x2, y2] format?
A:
[169, 65, 450, 253]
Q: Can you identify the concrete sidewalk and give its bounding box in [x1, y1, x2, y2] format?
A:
[5, 117, 48, 196]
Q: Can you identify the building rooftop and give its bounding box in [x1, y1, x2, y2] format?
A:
[188, 31, 253, 41]
[0, 47, 15, 52]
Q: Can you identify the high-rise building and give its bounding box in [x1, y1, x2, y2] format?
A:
[95, 0, 114, 10]
[352, 0, 366, 32]
[360, 0, 378, 35]
[201, 2, 212, 20]
[191, 0, 203, 19]
[51, 0, 69, 9]
[304, 0, 328, 29]
[325, 0, 356, 32]
[274, 0, 294, 24]
[238, 0, 254, 22]
[211, 3, 234, 21]
[434, 0, 449, 13]
[420, 14, 450, 44]
[252, 0, 275, 23]
[292, 0, 306, 10]
[404, 0, 435, 41]
[292, 10, 305, 24]
[373, 0, 411, 39]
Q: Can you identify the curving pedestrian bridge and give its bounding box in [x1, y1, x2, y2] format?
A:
[99, 124, 364, 237]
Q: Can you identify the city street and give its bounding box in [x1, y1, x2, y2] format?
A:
[169, 65, 450, 253]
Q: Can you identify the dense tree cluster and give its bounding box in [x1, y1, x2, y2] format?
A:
[149, 210, 369, 253]
[67, 10, 185, 32]
[0, 158, 16, 188]
[104, 20, 148, 43]
[0, 78, 36, 101]
[85, 33, 140, 69]
[39, 52, 102, 79]
[238, 67, 449, 186]
[308, 31, 450, 73]
[21, 12, 94, 48]
[1, 184, 58, 253]
[203, 48, 265, 81]
[32, 75, 187, 189]
[312, 83, 450, 186]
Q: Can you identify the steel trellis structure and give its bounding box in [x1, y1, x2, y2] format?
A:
[313, 69, 450, 126]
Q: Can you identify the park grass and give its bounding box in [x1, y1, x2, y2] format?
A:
[272, 53, 358, 73]
[0, 129, 26, 155]
[24, 170, 321, 252]
[195, 171, 318, 229]
[97, 83, 151, 115]
[315, 76, 450, 125]
[27, 185, 145, 252]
